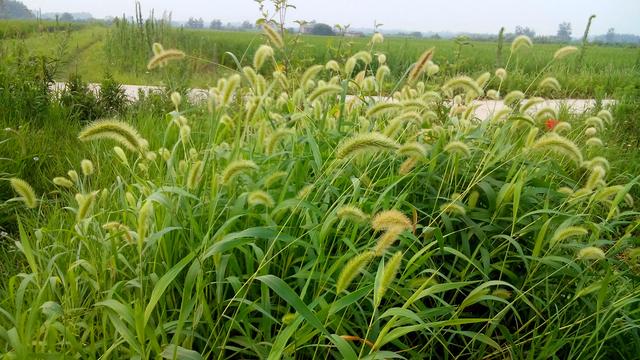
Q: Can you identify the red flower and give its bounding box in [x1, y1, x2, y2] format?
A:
[545, 118, 560, 130]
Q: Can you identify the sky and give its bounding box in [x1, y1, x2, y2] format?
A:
[19, 0, 640, 35]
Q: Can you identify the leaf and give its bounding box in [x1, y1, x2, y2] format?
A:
[161, 344, 203, 360]
[329, 334, 358, 360]
[202, 227, 294, 259]
[257, 275, 327, 335]
[144, 252, 195, 325]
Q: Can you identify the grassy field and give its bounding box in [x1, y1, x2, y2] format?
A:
[1, 20, 640, 359]
[1, 19, 638, 97]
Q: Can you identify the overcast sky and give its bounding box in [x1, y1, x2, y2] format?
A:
[20, 0, 640, 35]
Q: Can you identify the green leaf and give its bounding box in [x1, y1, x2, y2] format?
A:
[144, 252, 195, 325]
[161, 344, 203, 360]
[257, 275, 327, 335]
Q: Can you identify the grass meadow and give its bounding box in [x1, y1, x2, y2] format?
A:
[1, 19, 640, 359]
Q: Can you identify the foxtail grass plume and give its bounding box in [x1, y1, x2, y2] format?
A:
[378, 53, 387, 64]
[584, 156, 610, 171]
[475, 72, 491, 88]
[426, 62, 440, 76]
[152, 42, 163, 55]
[504, 90, 525, 106]
[75, 191, 97, 222]
[79, 119, 145, 152]
[300, 65, 324, 88]
[519, 97, 544, 114]
[374, 227, 404, 255]
[147, 48, 186, 70]
[266, 128, 295, 154]
[307, 84, 342, 102]
[399, 157, 419, 175]
[487, 89, 500, 100]
[585, 116, 605, 131]
[335, 132, 399, 160]
[325, 60, 340, 72]
[511, 35, 533, 53]
[336, 205, 369, 223]
[253, 44, 274, 70]
[535, 107, 557, 122]
[495, 68, 507, 81]
[398, 142, 427, 158]
[408, 48, 435, 83]
[336, 251, 375, 292]
[170, 92, 181, 109]
[374, 251, 403, 306]
[9, 178, 37, 208]
[187, 161, 204, 190]
[53, 177, 74, 188]
[366, 102, 401, 118]
[529, 133, 583, 165]
[554, 46, 578, 60]
[103, 221, 133, 242]
[550, 226, 588, 245]
[371, 209, 412, 231]
[67, 170, 79, 183]
[442, 76, 484, 97]
[553, 122, 572, 134]
[585, 127, 597, 137]
[468, 191, 480, 208]
[297, 184, 314, 200]
[137, 200, 154, 244]
[371, 32, 384, 44]
[439, 202, 466, 216]
[577, 246, 605, 260]
[222, 160, 258, 184]
[81, 159, 94, 176]
[248, 190, 275, 208]
[597, 109, 613, 124]
[538, 77, 561, 92]
[586, 137, 603, 147]
[352, 51, 373, 65]
[264, 171, 288, 188]
[376, 65, 390, 85]
[585, 165, 606, 190]
[444, 140, 471, 158]
[262, 24, 284, 48]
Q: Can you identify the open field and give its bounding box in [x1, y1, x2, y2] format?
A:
[1, 19, 640, 359]
[1, 20, 638, 97]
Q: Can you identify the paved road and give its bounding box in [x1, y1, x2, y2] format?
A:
[52, 82, 615, 120]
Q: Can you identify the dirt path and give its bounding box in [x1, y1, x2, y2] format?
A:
[52, 82, 615, 120]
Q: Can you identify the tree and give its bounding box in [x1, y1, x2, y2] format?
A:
[606, 28, 616, 43]
[209, 19, 223, 29]
[515, 26, 535, 38]
[59, 12, 74, 22]
[0, 0, 34, 19]
[240, 21, 254, 30]
[557, 22, 572, 42]
[310, 23, 334, 36]
[186, 17, 204, 29]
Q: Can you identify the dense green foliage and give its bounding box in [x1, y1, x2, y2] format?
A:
[1, 30, 639, 358]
